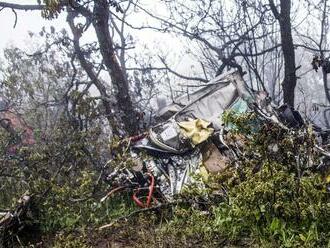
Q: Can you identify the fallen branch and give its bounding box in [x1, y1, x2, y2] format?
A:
[100, 186, 125, 202]
[0, 193, 34, 246]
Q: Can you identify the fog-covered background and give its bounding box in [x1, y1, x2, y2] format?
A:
[1, 0, 330, 133]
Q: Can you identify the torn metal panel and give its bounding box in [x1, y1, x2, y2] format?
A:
[149, 71, 253, 153]
[106, 71, 256, 203]
[157, 71, 252, 120]
[147, 150, 203, 199]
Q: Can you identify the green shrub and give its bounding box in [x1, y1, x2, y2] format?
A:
[152, 112, 330, 247]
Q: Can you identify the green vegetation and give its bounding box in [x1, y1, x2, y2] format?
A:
[1, 112, 330, 247]
[142, 112, 330, 247]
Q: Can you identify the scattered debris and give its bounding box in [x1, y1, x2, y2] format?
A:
[105, 70, 330, 207]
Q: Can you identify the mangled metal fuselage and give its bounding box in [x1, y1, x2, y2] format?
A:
[106, 71, 329, 206]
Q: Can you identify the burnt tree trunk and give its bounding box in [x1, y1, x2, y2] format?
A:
[93, 1, 137, 135]
[270, 0, 297, 107]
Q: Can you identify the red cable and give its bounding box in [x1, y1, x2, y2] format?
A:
[146, 173, 155, 207]
[132, 190, 145, 208]
[132, 173, 155, 208]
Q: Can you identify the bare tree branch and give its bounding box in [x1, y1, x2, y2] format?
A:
[159, 56, 208, 83]
[0, 2, 44, 11]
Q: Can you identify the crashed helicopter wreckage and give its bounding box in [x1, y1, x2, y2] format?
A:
[104, 70, 330, 207]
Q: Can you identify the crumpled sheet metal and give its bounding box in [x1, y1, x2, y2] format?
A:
[173, 71, 252, 130]
[146, 150, 203, 199]
[157, 70, 252, 122]
[107, 70, 330, 204]
[178, 119, 214, 145]
[149, 120, 190, 153]
[148, 71, 252, 153]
